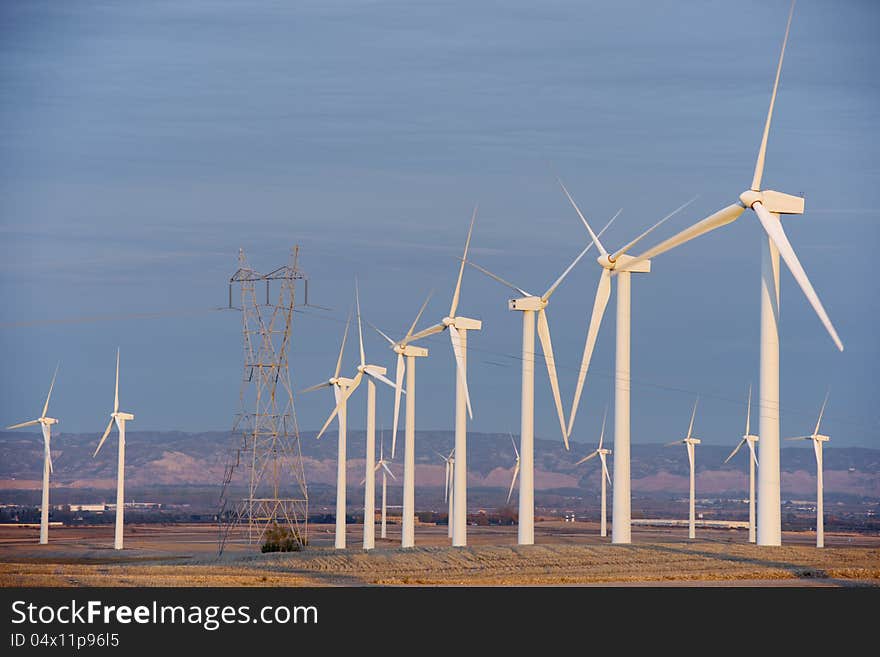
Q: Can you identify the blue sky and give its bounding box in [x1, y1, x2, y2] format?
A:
[1, 0, 877, 449]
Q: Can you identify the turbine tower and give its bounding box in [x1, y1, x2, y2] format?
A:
[574, 407, 612, 537]
[93, 349, 133, 551]
[370, 293, 432, 548]
[466, 246, 592, 545]
[665, 398, 701, 540]
[560, 182, 694, 544]
[618, 1, 843, 546]
[407, 207, 481, 547]
[6, 365, 60, 545]
[724, 385, 760, 543]
[785, 392, 830, 548]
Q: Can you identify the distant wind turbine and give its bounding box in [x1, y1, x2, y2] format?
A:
[724, 385, 760, 543]
[7, 364, 60, 545]
[574, 407, 612, 537]
[665, 398, 701, 540]
[436, 448, 455, 539]
[785, 391, 830, 548]
[93, 349, 134, 551]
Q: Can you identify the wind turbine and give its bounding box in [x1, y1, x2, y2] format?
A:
[785, 392, 830, 548]
[407, 207, 481, 547]
[373, 428, 396, 540]
[616, 1, 843, 546]
[6, 365, 60, 545]
[93, 349, 134, 551]
[370, 293, 432, 548]
[308, 284, 399, 550]
[466, 243, 595, 545]
[574, 407, 612, 537]
[665, 398, 701, 540]
[724, 385, 760, 543]
[560, 181, 695, 545]
[436, 448, 455, 539]
[506, 433, 520, 505]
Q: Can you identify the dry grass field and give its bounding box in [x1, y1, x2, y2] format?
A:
[1, 522, 878, 587]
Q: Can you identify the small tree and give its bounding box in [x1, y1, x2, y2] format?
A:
[261, 523, 307, 553]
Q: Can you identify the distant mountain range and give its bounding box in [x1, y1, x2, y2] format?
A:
[2, 429, 877, 500]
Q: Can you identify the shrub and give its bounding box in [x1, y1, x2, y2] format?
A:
[261, 523, 307, 552]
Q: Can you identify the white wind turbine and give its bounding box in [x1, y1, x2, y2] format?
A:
[370, 293, 433, 548]
[616, 1, 843, 546]
[7, 364, 60, 545]
[370, 428, 396, 540]
[308, 284, 400, 550]
[407, 207, 481, 547]
[574, 407, 612, 537]
[724, 385, 760, 543]
[466, 243, 599, 545]
[785, 392, 830, 548]
[436, 448, 455, 539]
[506, 433, 520, 506]
[560, 182, 696, 545]
[665, 398, 701, 540]
[93, 349, 134, 551]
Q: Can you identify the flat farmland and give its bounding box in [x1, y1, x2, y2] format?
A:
[0, 523, 877, 587]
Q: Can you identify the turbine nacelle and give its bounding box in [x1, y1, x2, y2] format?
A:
[739, 189, 805, 215]
[597, 252, 651, 273]
[508, 296, 545, 312]
[113, 412, 135, 422]
[743, 434, 760, 443]
[443, 315, 482, 330]
[40, 417, 59, 426]
[394, 343, 428, 358]
[357, 364, 387, 376]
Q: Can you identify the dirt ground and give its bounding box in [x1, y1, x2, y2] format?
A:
[1, 522, 877, 587]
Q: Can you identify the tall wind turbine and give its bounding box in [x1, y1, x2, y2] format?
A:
[724, 385, 760, 543]
[407, 207, 481, 547]
[375, 429, 396, 540]
[785, 392, 830, 548]
[436, 448, 455, 539]
[301, 311, 355, 549]
[560, 182, 695, 545]
[309, 284, 400, 550]
[466, 244, 597, 545]
[93, 349, 134, 551]
[665, 398, 701, 540]
[7, 365, 60, 545]
[370, 293, 432, 548]
[574, 407, 612, 537]
[506, 433, 520, 505]
[616, 1, 843, 546]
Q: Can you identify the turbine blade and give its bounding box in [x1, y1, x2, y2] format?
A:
[316, 372, 363, 440]
[813, 436, 821, 465]
[601, 455, 612, 486]
[687, 397, 699, 439]
[364, 366, 402, 392]
[367, 320, 396, 347]
[391, 353, 404, 458]
[558, 177, 607, 256]
[687, 442, 695, 473]
[382, 462, 397, 480]
[463, 259, 530, 297]
[299, 381, 331, 394]
[745, 384, 752, 436]
[450, 205, 478, 318]
[753, 202, 843, 351]
[598, 405, 608, 450]
[444, 462, 450, 502]
[747, 440, 759, 467]
[617, 203, 745, 273]
[448, 325, 473, 419]
[751, 0, 796, 192]
[609, 196, 699, 263]
[724, 439, 746, 464]
[567, 269, 611, 437]
[6, 419, 40, 430]
[355, 280, 365, 367]
[114, 348, 120, 414]
[42, 363, 59, 418]
[403, 290, 434, 344]
[408, 322, 445, 343]
[575, 451, 598, 466]
[42, 425, 53, 474]
[784, 435, 812, 441]
[507, 462, 520, 503]
[509, 432, 519, 459]
[664, 440, 683, 447]
[335, 310, 352, 379]
[537, 309, 569, 450]
[541, 242, 592, 302]
[814, 389, 830, 436]
[94, 417, 114, 457]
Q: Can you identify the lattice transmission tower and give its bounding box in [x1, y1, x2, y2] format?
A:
[218, 247, 310, 553]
